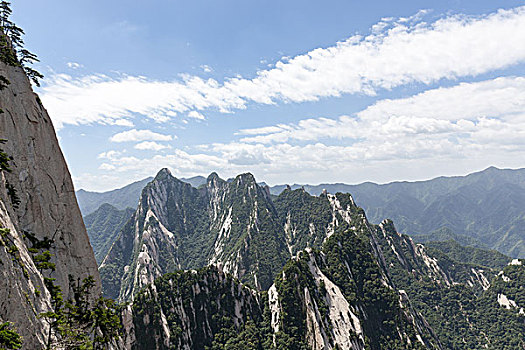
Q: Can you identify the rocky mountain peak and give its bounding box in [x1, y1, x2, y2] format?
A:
[207, 171, 220, 181]
[206, 171, 225, 189]
[233, 172, 257, 186]
[153, 167, 173, 181]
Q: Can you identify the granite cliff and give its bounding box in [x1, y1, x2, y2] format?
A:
[0, 54, 100, 348]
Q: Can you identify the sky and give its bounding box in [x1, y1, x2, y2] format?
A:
[12, 0, 525, 191]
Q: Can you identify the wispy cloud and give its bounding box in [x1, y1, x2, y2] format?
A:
[200, 65, 213, 73]
[66, 62, 83, 69]
[84, 76, 525, 190]
[239, 77, 525, 144]
[109, 129, 174, 142]
[40, 6, 525, 129]
[187, 111, 206, 120]
[134, 141, 172, 151]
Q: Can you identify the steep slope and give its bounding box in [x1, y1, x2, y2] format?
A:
[100, 169, 290, 301]
[0, 56, 100, 346]
[273, 187, 333, 255]
[132, 266, 266, 350]
[101, 176, 503, 304]
[423, 240, 511, 270]
[129, 191, 446, 349]
[374, 221, 524, 348]
[0, 191, 52, 348]
[269, 167, 525, 258]
[84, 203, 135, 264]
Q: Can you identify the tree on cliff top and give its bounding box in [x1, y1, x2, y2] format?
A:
[0, 1, 42, 86]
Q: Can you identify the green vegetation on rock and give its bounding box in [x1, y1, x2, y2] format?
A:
[84, 204, 135, 264]
[0, 322, 22, 350]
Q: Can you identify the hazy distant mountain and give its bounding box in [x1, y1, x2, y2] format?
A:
[83, 203, 135, 264]
[180, 175, 207, 188]
[77, 176, 208, 216]
[79, 166, 525, 257]
[77, 177, 154, 215]
[411, 227, 487, 248]
[270, 167, 525, 258]
[423, 239, 511, 270]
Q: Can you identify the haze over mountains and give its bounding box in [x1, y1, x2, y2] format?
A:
[79, 166, 525, 258]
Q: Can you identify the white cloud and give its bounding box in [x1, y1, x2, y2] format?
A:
[66, 62, 83, 69]
[89, 75, 525, 190]
[109, 129, 174, 143]
[98, 150, 121, 160]
[134, 141, 172, 151]
[358, 76, 525, 122]
[200, 65, 212, 73]
[113, 119, 134, 127]
[99, 163, 116, 170]
[236, 125, 286, 136]
[40, 6, 525, 129]
[187, 111, 205, 120]
[239, 76, 525, 144]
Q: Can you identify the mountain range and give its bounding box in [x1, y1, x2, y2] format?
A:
[79, 166, 525, 258]
[96, 168, 525, 349]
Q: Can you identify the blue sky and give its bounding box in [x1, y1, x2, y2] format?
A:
[12, 0, 525, 191]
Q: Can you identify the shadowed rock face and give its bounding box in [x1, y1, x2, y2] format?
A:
[0, 61, 100, 348]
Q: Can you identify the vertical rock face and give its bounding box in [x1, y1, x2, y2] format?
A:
[0, 193, 51, 348]
[101, 171, 497, 307]
[129, 192, 446, 349]
[0, 62, 100, 347]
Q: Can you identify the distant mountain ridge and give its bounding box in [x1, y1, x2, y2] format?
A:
[84, 204, 135, 264]
[80, 166, 525, 258]
[99, 169, 290, 300]
[268, 166, 525, 196]
[288, 166, 525, 258]
[77, 177, 154, 215]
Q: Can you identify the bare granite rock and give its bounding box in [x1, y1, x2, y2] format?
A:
[0, 61, 100, 348]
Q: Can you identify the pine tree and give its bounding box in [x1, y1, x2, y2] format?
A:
[0, 1, 43, 85]
[0, 322, 22, 349]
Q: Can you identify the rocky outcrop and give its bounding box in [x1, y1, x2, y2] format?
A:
[100, 173, 500, 307]
[0, 190, 51, 348]
[0, 61, 100, 347]
[121, 179, 525, 349]
[132, 266, 264, 350]
[100, 169, 289, 301]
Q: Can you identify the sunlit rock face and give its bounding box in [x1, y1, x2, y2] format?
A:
[0, 61, 100, 348]
[100, 169, 289, 302]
